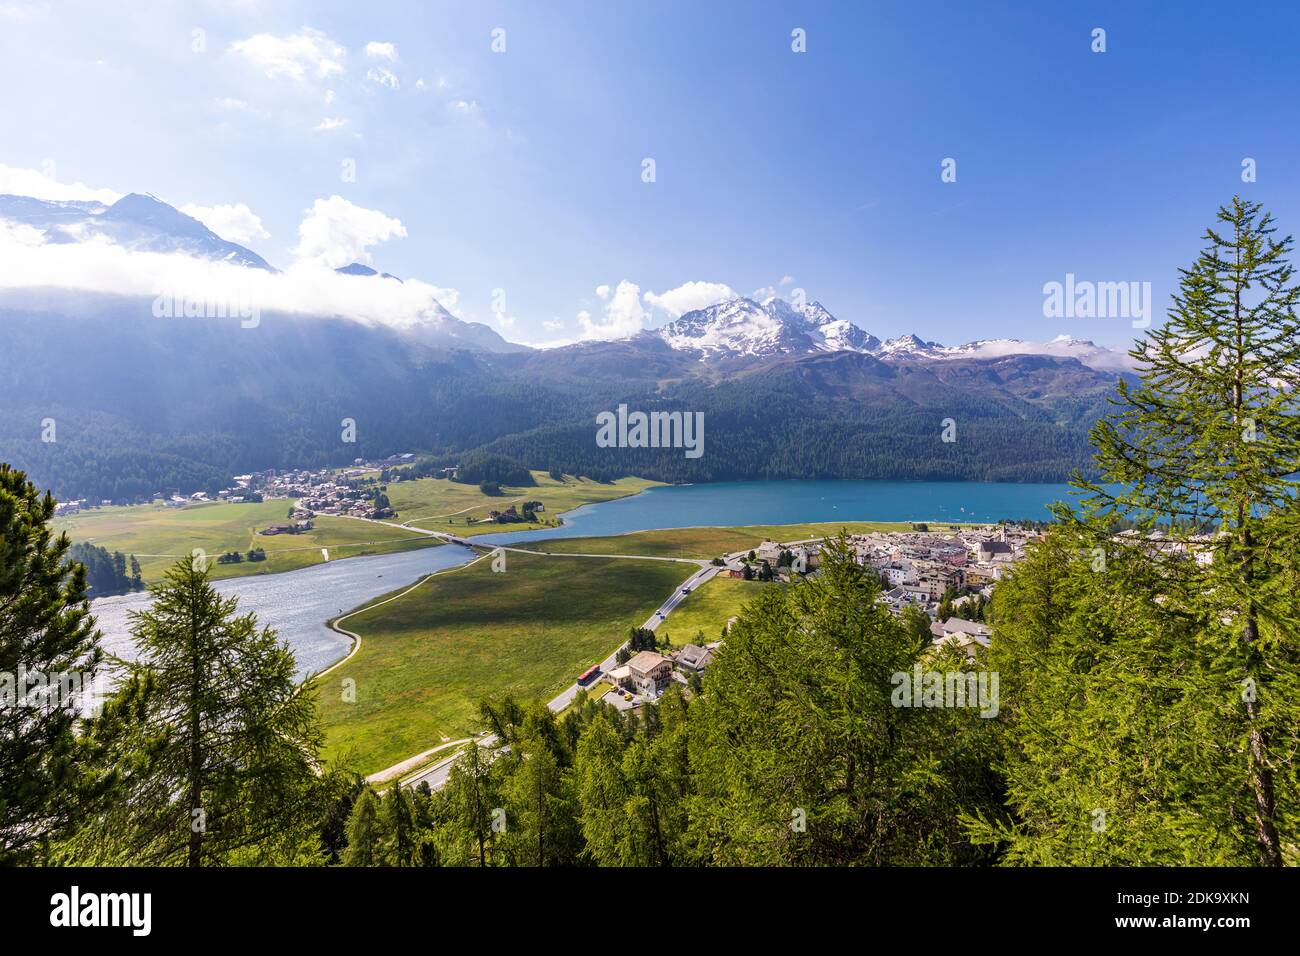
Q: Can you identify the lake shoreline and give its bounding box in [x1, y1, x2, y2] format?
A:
[89, 478, 1083, 678]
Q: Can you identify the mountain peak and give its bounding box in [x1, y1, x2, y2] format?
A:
[335, 262, 404, 282]
[651, 295, 881, 360]
[0, 191, 274, 271]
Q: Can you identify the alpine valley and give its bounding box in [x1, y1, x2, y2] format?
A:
[0, 192, 1136, 501]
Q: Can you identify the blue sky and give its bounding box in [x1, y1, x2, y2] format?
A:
[2, 0, 1298, 347]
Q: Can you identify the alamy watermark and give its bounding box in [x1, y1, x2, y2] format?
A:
[1, 667, 108, 718]
[1042, 273, 1151, 328]
[596, 404, 704, 459]
[890, 664, 999, 717]
[152, 284, 260, 328]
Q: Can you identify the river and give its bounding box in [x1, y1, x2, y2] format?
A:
[90, 479, 1082, 678]
[91, 544, 479, 679]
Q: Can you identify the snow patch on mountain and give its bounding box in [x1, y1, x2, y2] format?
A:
[648, 296, 1134, 371]
[934, 334, 1135, 370]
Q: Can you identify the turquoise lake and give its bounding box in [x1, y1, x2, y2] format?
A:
[481, 478, 1083, 545]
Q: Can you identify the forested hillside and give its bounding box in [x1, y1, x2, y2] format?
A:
[0, 292, 1122, 500]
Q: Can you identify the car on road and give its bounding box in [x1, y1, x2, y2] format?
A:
[681, 587, 691, 595]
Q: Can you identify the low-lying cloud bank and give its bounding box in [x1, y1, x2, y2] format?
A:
[0, 217, 460, 331]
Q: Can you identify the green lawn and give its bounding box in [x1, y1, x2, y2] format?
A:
[315, 551, 693, 775]
[657, 576, 771, 648]
[386, 471, 660, 537]
[529, 520, 941, 560]
[53, 500, 438, 583]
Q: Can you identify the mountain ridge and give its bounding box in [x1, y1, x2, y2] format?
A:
[0, 190, 1136, 371]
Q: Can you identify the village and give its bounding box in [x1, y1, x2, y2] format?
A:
[587, 523, 1043, 710]
[588, 518, 1226, 712]
[52, 453, 419, 524]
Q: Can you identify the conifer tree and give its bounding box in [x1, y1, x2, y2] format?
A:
[440, 741, 499, 866]
[0, 464, 112, 863]
[77, 557, 326, 866]
[343, 788, 382, 866]
[382, 781, 417, 866]
[993, 198, 1300, 865]
[574, 713, 633, 865]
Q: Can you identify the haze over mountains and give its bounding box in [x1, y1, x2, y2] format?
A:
[0, 188, 1135, 500]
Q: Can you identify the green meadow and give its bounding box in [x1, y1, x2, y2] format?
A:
[315, 551, 692, 775]
[386, 471, 660, 537]
[53, 500, 437, 583]
[527, 520, 935, 559]
[655, 576, 771, 647]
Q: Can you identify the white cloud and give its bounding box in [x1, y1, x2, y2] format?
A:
[578, 280, 648, 340]
[214, 97, 266, 116]
[313, 117, 348, 131]
[229, 29, 345, 81]
[595, 284, 610, 299]
[366, 67, 400, 90]
[543, 317, 565, 332]
[448, 99, 478, 114]
[780, 275, 794, 286]
[324, 89, 336, 105]
[179, 202, 270, 245]
[643, 280, 736, 317]
[0, 2, 47, 22]
[292, 195, 406, 269]
[0, 163, 121, 204]
[0, 217, 460, 333]
[364, 41, 398, 61]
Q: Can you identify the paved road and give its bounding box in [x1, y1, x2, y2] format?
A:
[403, 735, 494, 790]
[545, 562, 718, 713]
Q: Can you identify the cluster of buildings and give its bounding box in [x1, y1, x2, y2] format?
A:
[52, 498, 104, 516]
[712, 526, 1034, 611]
[259, 519, 315, 537]
[193, 457, 411, 520]
[600, 642, 720, 710]
[846, 526, 1035, 616]
[57, 454, 421, 515]
[484, 501, 544, 524]
[692, 525, 1040, 672]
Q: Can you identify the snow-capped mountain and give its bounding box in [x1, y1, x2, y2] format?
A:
[644, 295, 1133, 372]
[0, 190, 531, 353]
[654, 298, 814, 357]
[877, 333, 941, 358]
[763, 296, 882, 353]
[650, 296, 882, 359]
[933, 335, 1135, 371]
[0, 192, 274, 269]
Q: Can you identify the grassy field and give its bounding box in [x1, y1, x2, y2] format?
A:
[312, 517, 990, 773]
[53, 500, 438, 583]
[386, 471, 660, 537]
[315, 551, 692, 774]
[657, 576, 771, 647]
[528, 520, 944, 560]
